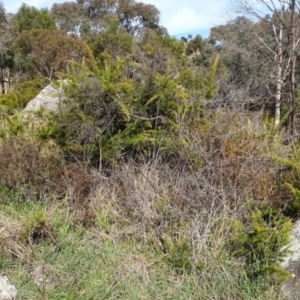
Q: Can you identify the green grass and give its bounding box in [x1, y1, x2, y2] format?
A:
[0, 198, 287, 300]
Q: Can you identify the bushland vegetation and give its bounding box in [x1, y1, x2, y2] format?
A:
[1, 0, 300, 298]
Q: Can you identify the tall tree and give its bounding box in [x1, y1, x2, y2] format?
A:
[51, 2, 88, 36]
[185, 35, 206, 56]
[51, 0, 162, 38]
[13, 4, 56, 33]
[0, 1, 13, 94]
[115, 0, 160, 36]
[90, 17, 133, 60]
[287, 0, 299, 136]
[210, 16, 274, 109]
[13, 30, 89, 79]
[236, 0, 300, 136]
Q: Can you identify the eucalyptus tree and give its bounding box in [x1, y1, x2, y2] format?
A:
[13, 4, 56, 33]
[51, 0, 163, 38]
[236, 0, 300, 136]
[13, 30, 89, 79]
[0, 1, 13, 94]
[51, 2, 88, 36]
[209, 16, 274, 109]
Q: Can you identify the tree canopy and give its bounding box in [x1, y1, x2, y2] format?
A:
[13, 4, 56, 33]
[13, 29, 89, 79]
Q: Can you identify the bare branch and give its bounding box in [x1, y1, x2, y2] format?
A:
[254, 31, 276, 55]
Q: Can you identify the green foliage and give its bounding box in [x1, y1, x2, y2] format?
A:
[19, 209, 47, 243]
[286, 183, 300, 216]
[0, 77, 46, 111]
[101, 124, 169, 164]
[13, 4, 56, 33]
[142, 33, 185, 65]
[0, 114, 25, 138]
[40, 40, 201, 165]
[230, 206, 292, 283]
[51, 2, 87, 35]
[271, 151, 300, 216]
[185, 35, 206, 56]
[146, 73, 188, 121]
[13, 29, 89, 79]
[205, 54, 220, 99]
[177, 68, 204, 124]
[164, 233, 192, 273]
[89, 17, 133, 60]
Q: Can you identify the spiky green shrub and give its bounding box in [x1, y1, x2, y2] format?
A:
[230, 205, 292, 283]
[285, 182, 300, 217]
[0, 77, 47, 111]
[37, 27, 223, 168]
[205, 54, 220, 99]
[19, 209, 54, 244]
[39, 51, 197, 165]
[271, 151, 300, 216]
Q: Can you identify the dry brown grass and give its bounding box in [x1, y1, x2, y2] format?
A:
[73, 108, 292, 275]
[89, 114, 279, 219]
[0, 136, 65, 199]
[0, 214, 27, 260]
[0, 137, 97, 227]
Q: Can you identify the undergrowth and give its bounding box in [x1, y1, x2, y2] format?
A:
[0, 107, 294, 299]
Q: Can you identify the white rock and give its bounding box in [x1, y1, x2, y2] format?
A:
[281, 219, 300, 299]
[24, 80, 68, 113]
[282, 219, 300, 267]
[0, 275, 17, 300]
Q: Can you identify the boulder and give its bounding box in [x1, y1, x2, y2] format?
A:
[24, 80, 68, 113]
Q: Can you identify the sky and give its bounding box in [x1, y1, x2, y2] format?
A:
[2, 0, 232, 38]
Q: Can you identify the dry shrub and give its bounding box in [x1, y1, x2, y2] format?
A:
[197, 108, 283, 206]
[64, 164, 97, 227]
[0, 135, 97, 225]
[64, 164, 94, 205]
[0, 136, 66, 199]
[90, 160, 234, 243]
[88, 108, 284, 235]
[81, 108, 292, 279]
[88, 159, 244, 266]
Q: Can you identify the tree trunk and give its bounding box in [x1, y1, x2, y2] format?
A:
[275, 22, 283, 128]
[237, 0, 300, 135]
[0, 67, 10, 94]
[287, 0, 297, 137]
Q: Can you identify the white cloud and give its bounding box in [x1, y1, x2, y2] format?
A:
[3, 0, 231, 37]
[162, 8, 201, 35]
[142, 0, 231, 36]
